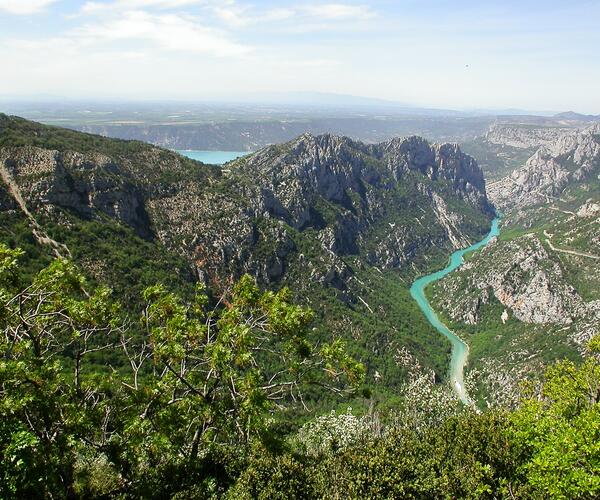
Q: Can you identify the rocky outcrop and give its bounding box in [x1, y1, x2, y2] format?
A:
[577, 199, 600, 218]
[433, 234, 582, 325]
[381, 137, 488, 206]
[239, 133, 491, 230]
[0, 155, 71, 258]
[485, 124, 575, 149]
[488, 124, 600, 209]
[432, 230, 599, 347]
[0, 116, 494, 294]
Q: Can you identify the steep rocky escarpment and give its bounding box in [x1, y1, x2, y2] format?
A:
[485, 123, 575, 150]
[99, 134, 492, 288]
[0, 148, 156, 238]
[0, 113, 494, 390]
[428, 122, 600, 404]
[461, 121, 594, 183]
[431, 231, 597, 342]
[428, 210, 600, 406]
[488, 124, 600, 210]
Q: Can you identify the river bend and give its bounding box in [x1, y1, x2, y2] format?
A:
[410, 217, 500, 404]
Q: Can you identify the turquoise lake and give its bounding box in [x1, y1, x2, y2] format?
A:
[176, 150, 249, 165]
[410, 217, 500, 404]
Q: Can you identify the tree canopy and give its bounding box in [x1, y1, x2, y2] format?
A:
[1, 242, 598, 498]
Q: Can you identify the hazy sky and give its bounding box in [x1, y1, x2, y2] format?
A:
[1, 0, 599, 112]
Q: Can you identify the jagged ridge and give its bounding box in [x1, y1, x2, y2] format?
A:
[0, 114, 495, 391]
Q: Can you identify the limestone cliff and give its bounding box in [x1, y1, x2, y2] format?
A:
[485, 124, 575, 150]
[488, 124, 600, 210]
[0, 115, 494, 292]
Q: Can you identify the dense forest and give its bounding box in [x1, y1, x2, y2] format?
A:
[1, 244, 598, 499]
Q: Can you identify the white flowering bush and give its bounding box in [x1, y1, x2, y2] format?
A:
[292, 408, 371, 456]
[390, 370, 465, 431]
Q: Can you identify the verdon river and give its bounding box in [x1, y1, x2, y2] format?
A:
[176, 150, 248, 164]
[410, 217, 500, 404]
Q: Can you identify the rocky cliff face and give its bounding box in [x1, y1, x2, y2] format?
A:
[146, 132, 494, 289]
[485, 124, 576, 149]
[235, 134, 489, 232]
[0, 148, 155, 238]
[488, 124, 600, 210]
[431, 233, 596, 336]
[0, 116, 493, 293]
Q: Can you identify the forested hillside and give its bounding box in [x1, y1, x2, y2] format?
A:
[0, 114, 494, 404]
[1, 115, 598, 498]
[1, 245, 598, 498]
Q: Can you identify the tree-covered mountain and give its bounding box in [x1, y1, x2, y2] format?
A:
[1, 114, 599, 499]
[0, 113, 494, 402]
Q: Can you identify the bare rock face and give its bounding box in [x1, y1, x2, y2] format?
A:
[239, 133, 491, 231]
[432, 232, 598, 346]
[243, 134, 489, 223]
[485, 124, 574, 149]
[380, 136, 487, 203]
[0, 147, 153, 238]
[0, 115, 494, 292]
[488, 125, 600, 210]
[210, 133, 494, 279]
[434, 234, 580, 324]
[577, 199, 600, 217]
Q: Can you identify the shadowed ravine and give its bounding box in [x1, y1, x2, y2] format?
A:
[410, 217, 501, 405]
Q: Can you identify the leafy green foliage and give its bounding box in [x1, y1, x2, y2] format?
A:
[1, 245, 599, 498]
[223, 336, 600, 499]
[0, 244, 363, 498]
[0, 248, 121, 498]
[227, 452, 317, 500]
[510, 340, 600, 499]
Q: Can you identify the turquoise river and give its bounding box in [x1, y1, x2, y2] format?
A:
[176, 150, 248, 165]
[410, 217, 500, 404]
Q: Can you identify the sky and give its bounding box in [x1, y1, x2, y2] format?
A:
[0, 0, 599, 113]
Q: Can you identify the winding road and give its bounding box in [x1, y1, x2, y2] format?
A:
[410, 217, 500, 405]
[543, 230, 600, 260]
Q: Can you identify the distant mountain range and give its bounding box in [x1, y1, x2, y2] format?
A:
[6, 92, 596, 118]
[553, 111, 600, 122]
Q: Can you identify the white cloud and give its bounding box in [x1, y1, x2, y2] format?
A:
[302, 3, 375, 20]
[77, 1, 375, 32]
[213, 2, 374, 29]
[214, 5, 295, 27]
[0, 0, 58, 14]
[73, 10, 250, 57]
[7, 6, 250, 58]
[81, 0, 206, 14]
[211, 3, 250, 27]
